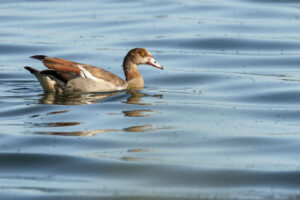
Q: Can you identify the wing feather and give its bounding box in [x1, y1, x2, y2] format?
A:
[31, 55, 126, 87]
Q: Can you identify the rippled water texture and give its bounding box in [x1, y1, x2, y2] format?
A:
[1, 0, 300, 199]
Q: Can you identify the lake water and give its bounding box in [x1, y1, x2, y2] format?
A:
[1, 0, 300, 199]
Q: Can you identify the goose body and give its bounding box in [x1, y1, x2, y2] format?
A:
[25, 48, 163, 93]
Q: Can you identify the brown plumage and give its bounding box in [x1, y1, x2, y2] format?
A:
[25, 48, 163, 93]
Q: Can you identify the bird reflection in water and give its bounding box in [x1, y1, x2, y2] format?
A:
[125, 89, 163, 105]
[46, 125, 156, 136]
[86, 148, 159, 163]
[39, 91, 123, 105]
[39, 89, 162, 106]
[34, 89, 163, 136]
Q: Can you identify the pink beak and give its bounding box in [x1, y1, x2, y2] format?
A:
[147, 57, 163, 70]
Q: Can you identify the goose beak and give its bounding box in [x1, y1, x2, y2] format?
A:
[147, 57, 163, 70]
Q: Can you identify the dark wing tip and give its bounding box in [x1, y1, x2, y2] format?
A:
[30, 55, 47, 60]
[40, 69, 58, 76]
[24, 66, 39, 74]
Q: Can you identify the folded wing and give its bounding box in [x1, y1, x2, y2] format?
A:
[30, 55, 125, 87]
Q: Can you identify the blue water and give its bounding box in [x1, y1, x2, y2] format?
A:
[1, 0, 300, 199]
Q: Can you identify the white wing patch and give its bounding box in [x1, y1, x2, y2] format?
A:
[77, 65, 99, 81]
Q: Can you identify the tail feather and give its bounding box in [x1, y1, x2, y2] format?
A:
[30, 55, 47, 60]
[24, 66, 40, 74]
[25, 66, 57, 92]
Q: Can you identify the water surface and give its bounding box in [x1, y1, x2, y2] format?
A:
[1, 0, 300, 199]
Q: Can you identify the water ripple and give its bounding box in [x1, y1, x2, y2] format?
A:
[1, 0, 300, 199]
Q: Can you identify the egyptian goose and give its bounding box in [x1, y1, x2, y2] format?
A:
[25, 48, 163, 93]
